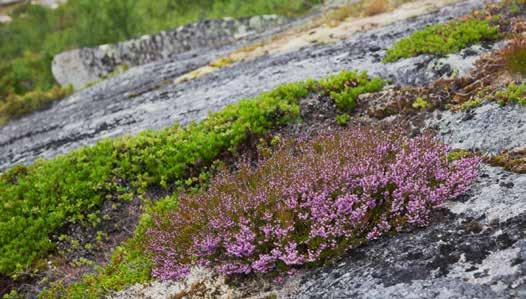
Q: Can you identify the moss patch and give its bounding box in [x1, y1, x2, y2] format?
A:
[383, 19, 500, 63]
[496, 82, 526, 106]
[0, 85, 73, 125]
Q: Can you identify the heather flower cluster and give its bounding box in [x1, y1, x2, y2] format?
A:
[147, 127, 480, 281]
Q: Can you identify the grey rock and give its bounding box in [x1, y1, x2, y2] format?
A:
[0, 0, 490, 171]
[0, 14, 11, 23]
[428, 102, 526, 154]
[446, 165, 526, 223]
[52, 15, 288, 89]
[0, 0, 23, 6]
[30, 0, 66, 9]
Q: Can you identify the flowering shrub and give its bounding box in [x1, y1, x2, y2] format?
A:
[147, 127, 480, 280]
[0, 70, 382, 280]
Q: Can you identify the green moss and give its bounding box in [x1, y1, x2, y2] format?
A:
[447, 149, 473, 162]
[412, 97, 431, 110]
[0, 70, 382, 297]
[39, 233, 152, 299]
[496, 83, 526, 106]
[383, 19, 500, 63]
[459, 98, 483, 111]
[2, 290, 20, 299]
[0, 85, 73, 125]
[336, 113, 351, 126]
[318, 70, 385, 112]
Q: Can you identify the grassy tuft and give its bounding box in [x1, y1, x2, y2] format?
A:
[500, 35, 526, 76]
[364, 0, 389, 16]
[0, 85, 73, 125]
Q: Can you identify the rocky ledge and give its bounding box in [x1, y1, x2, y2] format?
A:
[51, 15, 289, 89]
[0, 0, 489, 171]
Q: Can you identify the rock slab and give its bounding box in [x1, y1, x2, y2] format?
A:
[51, 15, 287, 89]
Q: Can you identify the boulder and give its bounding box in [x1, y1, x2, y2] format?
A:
[51, 15, 288, 89]
[0, 0, 24, 6]
[0, 14, 11, 23]
[31, 0, 67, 9]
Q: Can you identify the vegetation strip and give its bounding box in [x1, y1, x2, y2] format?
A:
[0, 70, 383, 296]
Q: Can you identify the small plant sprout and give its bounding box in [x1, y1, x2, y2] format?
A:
[336, 113, 351, 126]
[412, 97, 431, 110]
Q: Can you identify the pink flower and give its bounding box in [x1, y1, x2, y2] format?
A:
[147, 127, 479, 281]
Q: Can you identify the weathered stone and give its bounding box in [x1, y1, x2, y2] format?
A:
[51, 15, 288, 89]
[0, 0, 490, 171]
[30, 0, 66, 9]
[428, 102, 526, 154]
[0, 14, 11, 23]
[0, 0, 23, 6]
[109, 267, 234, 299]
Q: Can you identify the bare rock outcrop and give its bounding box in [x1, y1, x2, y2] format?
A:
[51, 15, 288, 89]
